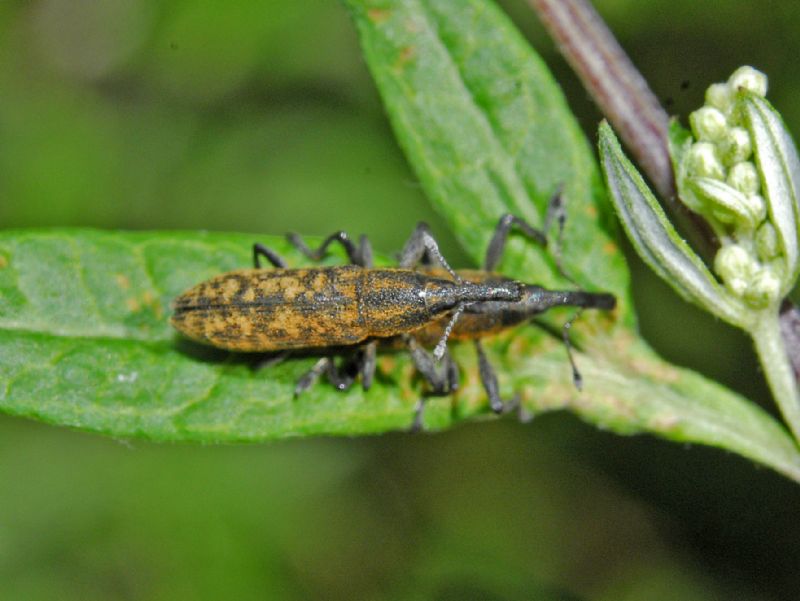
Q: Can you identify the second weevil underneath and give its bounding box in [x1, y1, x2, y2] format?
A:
[172, 196, 617, 422]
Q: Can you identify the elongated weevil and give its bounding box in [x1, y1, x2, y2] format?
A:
[171, 195, 616, 425]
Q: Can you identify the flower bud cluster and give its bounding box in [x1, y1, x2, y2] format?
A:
[678, 67, 783, 307]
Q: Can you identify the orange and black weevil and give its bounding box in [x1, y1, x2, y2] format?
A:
[171, 193, 616, 424]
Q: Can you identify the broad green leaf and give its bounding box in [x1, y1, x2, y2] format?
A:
[2, 230, 800, 482]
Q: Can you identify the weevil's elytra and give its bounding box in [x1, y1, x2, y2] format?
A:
[171, 190, 617, 424]
[171, 265, 524, 352]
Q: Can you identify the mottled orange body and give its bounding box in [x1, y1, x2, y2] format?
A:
[171, 265, 522, 352]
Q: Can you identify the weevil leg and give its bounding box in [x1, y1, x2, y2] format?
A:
[484, 214, 547, 271]
[484, 187, 576, 285]
[253, 243, 288, 268]
[407, 349, 459, 433]
[404, 335, 457, 395]
[561, 309, 584, 390]
[294, 357, 331, 397]
[287, 231, 373, 267]
[474, 340, 506, 414]
[398, 223, 461, 281]
[360, 341, 377, 390]
[324, 357, 358, 391]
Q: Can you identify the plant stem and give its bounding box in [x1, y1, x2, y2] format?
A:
[528, 0, 721, 262]
[527, 0, 673, 200]
[751, 311, 800, 444]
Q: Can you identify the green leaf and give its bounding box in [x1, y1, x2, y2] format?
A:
[743, 93, 800, 287]
[343, 0, 628, 306]
[599, 121, 749, 327]
[2, 229, 800, 481]
[2, 0, 800, 483]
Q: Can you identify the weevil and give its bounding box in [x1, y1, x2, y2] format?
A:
[171, 195, 616, 423]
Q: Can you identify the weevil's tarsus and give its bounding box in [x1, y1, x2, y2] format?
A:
[253, 244, 287, 268]
[295, 355, 360, 397]
[543, 184, 567, 244]
[325, 358, 358, 391]
[405, 335, 458, 395]
[543, 186, 577, 286]
[409, 397, 426, 433]
[287, 231, 374, 267]
[295, 357, 329, 397]
[515, 399, 534, 423]
[399, 222, 462, 282]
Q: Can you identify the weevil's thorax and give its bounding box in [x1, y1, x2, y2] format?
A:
[359, 269, 440, 337]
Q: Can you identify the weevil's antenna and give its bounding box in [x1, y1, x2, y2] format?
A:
[433, 303, 470, 360]
[561, 308, 584, 390]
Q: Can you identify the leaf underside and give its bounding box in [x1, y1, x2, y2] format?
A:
[1, 0, 799, 483]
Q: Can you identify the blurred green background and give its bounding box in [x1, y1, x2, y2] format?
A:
[2, 0, 800, 599]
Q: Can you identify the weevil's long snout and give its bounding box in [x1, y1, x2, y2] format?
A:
[578, 291, 616, 310]
[521, 285, 616, 312]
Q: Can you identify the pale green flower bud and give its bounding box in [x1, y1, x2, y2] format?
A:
[756, 222, 780, 260]
[729, 66, 768, 98]
[687, 142, 725, 180]
[705, 82, 733, 114]
[690, 106, 728, 142]
[715, 244, 756, 296]
[720, 127, 752, 165]
[689, 177, 760, 228]
[744, 267, 782, 307]
[726, 161, 760, 195]
[745, 194, 767, 224]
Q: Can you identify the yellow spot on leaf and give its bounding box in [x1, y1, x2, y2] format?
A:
[367, 8, 391, 23]
[147, 296, 164, 319]
[0, 255, 7, 268]
[393, 46, 415, 72]
[602, 241, 618, 255]
[115, 274, 130, 290]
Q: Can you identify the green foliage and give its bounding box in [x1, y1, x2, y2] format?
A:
[0, 0, 799, 485]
